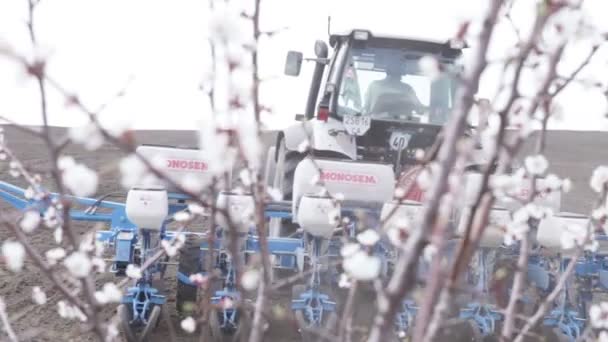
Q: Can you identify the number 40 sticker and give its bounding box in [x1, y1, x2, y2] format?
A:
[389, 131, 412, 151]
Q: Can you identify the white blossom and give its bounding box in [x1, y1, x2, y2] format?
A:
[356, 229, 380, 246]
[126, 264, 142, 279]
[600, 331, 608, 342]
[43, 206, 60, 228]
[589, 302, 608, 329]
[560, 223, 590, 250]
[544, 174, 562, 191]
[187, 203, 206, 216]
[239, 169, 252, 187]
[189, 273, 207, 286]
[418, 55, 441, 81]
[32, 286, 47, 305]
[181, 316, 197, 333]
[591, 166, 608, 193]
[119, 155, 149, 189]
[342, 250, 381, 281]
[340, 243, 360, 258]
[91, 257, 106, 272]
[20, 211, 40, 233]
[54, 227, 63, 244]
[2, 240, 25, 272]
[57, 300, 87, 322]
[562, 178, 572, 193]
[64, 252, 92, 278]
[524, 155, 548, 175]
[267, 187, 282, 201]
[62, 162, 98, 197]
[208, 2, 247, 45]
[504, 222, 529, 246]
[94, 282, 122, 304]
[241, 269, 260, 291]
[107, 323, 120, 340]
[69, 122, 104, 151]
[45, 247, 66, 265]
[9, 161, 21, 178]
[174, 211, 191, 223]
[24, 186, 35, 199]
[394, 187, 405, 199]
[338, 273, 352, 289]
[423, 244, 438, 262]
[593, 207, 608, 221]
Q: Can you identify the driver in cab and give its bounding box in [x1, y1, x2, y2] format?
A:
[363, 62, 425, 116]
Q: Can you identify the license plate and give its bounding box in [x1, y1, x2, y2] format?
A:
[389, 131, 412, 151]
[343, 115, 371, 136]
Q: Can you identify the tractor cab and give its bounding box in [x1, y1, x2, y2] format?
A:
[283, 29, 463, 173]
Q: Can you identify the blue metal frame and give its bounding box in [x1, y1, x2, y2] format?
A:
[459, 248, 503, 336]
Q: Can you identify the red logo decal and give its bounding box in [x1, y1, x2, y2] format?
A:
[166, 159, 208, 172]
[398, 166, 425, 202]
[320, 171, 378, 184]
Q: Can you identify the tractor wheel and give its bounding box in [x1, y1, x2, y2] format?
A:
[177, 235, 202, 315]
[273, 138, 305, 202]
[264, 146, 277, 189]
[118, 304, 161, 342]
[208, 308, 252, 342]
[270, 139, 304, 237]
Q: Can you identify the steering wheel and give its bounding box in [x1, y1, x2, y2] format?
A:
[369, 93, 420, 119]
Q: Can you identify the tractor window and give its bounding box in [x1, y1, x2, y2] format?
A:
[337, 43, 457, 125]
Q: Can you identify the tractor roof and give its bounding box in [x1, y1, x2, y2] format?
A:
[330, 29, 454, 46]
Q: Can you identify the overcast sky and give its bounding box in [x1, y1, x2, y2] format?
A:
[1, 0, 608, 131]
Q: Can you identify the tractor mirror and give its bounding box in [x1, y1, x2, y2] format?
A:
[284, 51, 303, 76]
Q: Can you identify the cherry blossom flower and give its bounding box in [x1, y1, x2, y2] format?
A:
[63, 252, 92, 278]
[173, 211, 191, 223]
[45, 247, 66, 265]
[69, 122, 104, 151]
[591, 166, 608, 193]
[357, 229, 380, 246]
[187, 203, 206, 216]
[61, 161, 98, 197]
[589, 302, 608, 329]
[181, 316, 196, 333]
[20, 210, 40, 233]
[2, 240, 25, 272]
[343, 250, 381, 281]
[241, 269, 260, 291]
[57, 300, 86, 322]
[94, 283, 122, 304]
[126, 264, 142, 279]
[423, 244, 438, 262]
[32, 286, 47, 305]
[524, 155, 548, 175]
[340, 243, 360, 258]
[189, 273, 207, 287]
[338, 273, 352, 289]
[267, 187, 282, 201]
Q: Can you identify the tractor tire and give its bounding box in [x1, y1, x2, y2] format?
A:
[177, 235, 202, 315]
[264, 146, 277, 189]
[274, 139, 305, 201]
